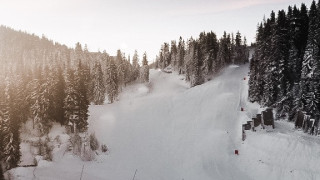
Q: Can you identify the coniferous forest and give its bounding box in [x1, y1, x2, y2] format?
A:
[249, 0, 320, 133]
[0, 26, 149, 170]
[2, 1, 320, 178]
[155, 31, 248, 87]
[0, 26, 249, 172]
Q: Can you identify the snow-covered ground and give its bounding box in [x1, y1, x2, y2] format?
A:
[10, 64, 320, 180]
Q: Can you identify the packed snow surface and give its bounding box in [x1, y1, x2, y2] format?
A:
[11, 65, 320, 180]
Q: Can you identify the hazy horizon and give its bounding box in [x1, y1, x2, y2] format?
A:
[0, 0, 314, 60]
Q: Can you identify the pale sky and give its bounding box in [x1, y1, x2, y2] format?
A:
[0, 0, 314, 61]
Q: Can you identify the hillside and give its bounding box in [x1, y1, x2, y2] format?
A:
[8, 64, 320, 180]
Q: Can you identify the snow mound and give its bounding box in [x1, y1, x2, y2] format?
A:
[18, 121, 70, 166]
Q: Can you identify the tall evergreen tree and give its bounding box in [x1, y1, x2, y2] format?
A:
[177, 37, 185, 74]
[116, 49, 125, 91]
[74, 42, 83, 66]
[249, 53, 257, 100]
[64, 69, 79, 132]
[191, 41, 204, 86]
[106, 58, 119, 103]
[15, 66, 30, 125]
[2, 76, 21, 170]
[132, 50, 140, 81]
[287, 4, 309, 121]
[54, 65, 66, 125]
[170, 40, 178, 70]
[300, 1, 319, 118]
[249, 23, 264, 102]
[124, 56, 132, 86]
[272, 10, 291, 115]
[157, 42, 171, 70]
[185, 38, 195, 82]
[76, 61, 89, 132]
[234, 32, 241, 64]
[92, 61, 106, 105]
[216, 32, 232, 72]
[261, 12, 276, 106]
[141, 52, 150, 83]
[205, 31, 219, 74]
[199, 32, 208, 75]
[30, 66, 51, 135]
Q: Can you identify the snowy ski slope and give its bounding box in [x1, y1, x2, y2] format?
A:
[10, 65, 320, 180]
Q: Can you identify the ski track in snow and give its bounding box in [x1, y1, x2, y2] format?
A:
[11, 65, 320, 180]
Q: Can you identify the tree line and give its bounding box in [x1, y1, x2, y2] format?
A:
[0, 26, 149, 171]
[249, 1, 320, 127]
[154, 31, 249, 87]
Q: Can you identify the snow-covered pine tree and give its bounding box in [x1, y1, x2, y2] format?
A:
[92, 61, 106, 105]
[158, 49, 164, 70]
[124, 56, 132, 86]
[47, 62, 59, 123]
[191, 41, 204, 87]
[226, 33, 232, 65]
[170, 40, 178, 70]
[140, 52, 150, 83]
[2, 76, 21, 170]
[299, 3, 309, 58]
[177, 37, 185, 74]
[288, 83, 301, 122]
[76, 61, 89, 132]
[215, 40, 224, 74]
[233, 31, 248, 65]
[185, 38, 195, 82]
[230, 33, 236, 64]
[116, 50, 125, 91]
[84, 48, 94, 103]
[205, 31, 219, 74]
[252, 23, 265, 103]
[199, 32, 209, 76]
[287, 5, 309, 121]
[82, 61, 93, 104]
[261, 12, 276, 106]
[30, 66, 51, 135]
[216, 32, 231, 72]
[271, 10, 290, 116]
[163, 42, 171, 68]
[132, 50, 140, 81]
[300, 1, 319, 117]
[234, 32, 241, 64]
[64, 69, 80, 132]
[243, 36, 249, 64]
[12, 64, 31, 126]
[288, 44, 300, 85]
[53, 65, 66, 125]
[106, 58, 119, 103]
[249, 53, 259, 102]
[74, 42, 84, 67]
[100, 51, 109, 97]
[154, 55, 160, 69]
[183, 36, 206, 87]
[289, 5, 309, 84]
[305, 81, 319, 117]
